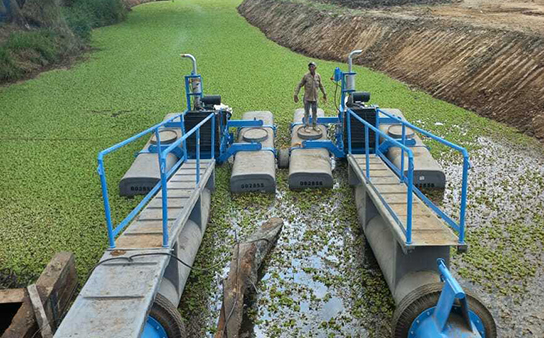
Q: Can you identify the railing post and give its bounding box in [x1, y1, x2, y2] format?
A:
[400, 124, 406, 183]
[375, 109, 379, 155]
[196, 128, 200, 185]
[459, 155, 469, 244]
[160, 153, 169, 248]
[347, 110, 352, 154]
[365, 124, 370, 181]
[185, 76, 191, 111]
[97, 158, 116, 249]
[155, 129, 169, 248]
[211, 113, 215, 159]
[180, 114, 187, 162]
[406, 154, 414, 245]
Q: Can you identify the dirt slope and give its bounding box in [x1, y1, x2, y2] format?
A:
[238, 0, 544, 140]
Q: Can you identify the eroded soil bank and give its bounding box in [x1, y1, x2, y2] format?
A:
[238, 0, 544, 140]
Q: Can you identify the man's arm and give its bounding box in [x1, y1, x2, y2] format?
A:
[294, 75, 306, 97]
[318, 75, 327, 102]
[294, 75, 306, 103]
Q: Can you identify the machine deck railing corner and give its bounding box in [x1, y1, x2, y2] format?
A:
[97, 111, 214, 249]
[346, 107, 469, 246]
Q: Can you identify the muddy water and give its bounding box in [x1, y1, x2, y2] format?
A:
[202, 165, 395, 337]
[182, 135, 544, 337]
[441, 136, 544, 337]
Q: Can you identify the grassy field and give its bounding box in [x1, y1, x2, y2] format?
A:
[1, 0, 543, 336]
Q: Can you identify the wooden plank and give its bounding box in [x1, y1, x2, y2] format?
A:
[174, 170, 206, 176]
[366, 171, 395, 178]
[412, 230, 458, 246]
[390, 202, 431, 216]
[147, 197, 188, 209]
[27, 284, 53, 338]
[411, 215, 448, 230]
[352, 154, 382, 164]
[0, 289, 25, 304]
[349, 154, 459, 248]
[382, 194, 410, 204]
[168, 176, 198, 182]
[124, 219, 175, 234]
[116, 234, 163, 249]
[167, 181, 197, 190]
[354, 162, 389, 170]
[375, 184, 408, 194]
[369, 176, 401, 185]
[162, 189, 194, 198]
[138, 207, 181, 221]
[2, 253, 77, 338]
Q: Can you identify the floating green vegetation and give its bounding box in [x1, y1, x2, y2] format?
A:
[0, 0, 543, 336]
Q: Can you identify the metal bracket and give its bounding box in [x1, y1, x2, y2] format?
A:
[217, 142, 263, 163]
[227, 119, 263, 128]
[378, 139, 417, 153]
[141, 145, 184, 159]
[300, 140, 345, 158]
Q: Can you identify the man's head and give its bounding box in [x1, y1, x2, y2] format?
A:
[308, 62, 317, 74]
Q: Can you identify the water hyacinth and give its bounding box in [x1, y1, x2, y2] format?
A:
[0, 0, 543, 337]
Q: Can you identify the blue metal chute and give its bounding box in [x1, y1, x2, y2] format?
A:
[142, 317, 168, 338]
[408, 259, 486, 338]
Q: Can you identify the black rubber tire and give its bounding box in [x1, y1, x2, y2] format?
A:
[392, 283, 496, 338]
[278, 148, 290, 169]
[149, 293, 186, 338]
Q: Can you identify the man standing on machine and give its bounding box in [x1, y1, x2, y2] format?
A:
[294, 62, 327, 131]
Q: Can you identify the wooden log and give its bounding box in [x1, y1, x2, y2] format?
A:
[215, 218, 283, 338]
[1, 252, 77, 338]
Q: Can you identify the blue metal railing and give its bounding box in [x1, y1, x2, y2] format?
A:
[346, 108, 416, 245]
[345, 105, 469, 245]
[97, 112, 215, 249]
[377, 109, 469, 244]
[156, 113, 214, 247]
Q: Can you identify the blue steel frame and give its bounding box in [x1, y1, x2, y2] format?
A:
[97, 112, 214, 249]
[185, 74, 203, 111]
[298, 67, 469, 246]
[345, 108, 416, 245]
[376, 109, 470, 244]
[408, 259, 485, 337]
[143, 316, 168, 338]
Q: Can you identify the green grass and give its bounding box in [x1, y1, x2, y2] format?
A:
[0, 0, 127, 82]
[0, 0, 542, 335]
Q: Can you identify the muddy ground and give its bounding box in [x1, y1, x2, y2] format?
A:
[180, 136, 544, 337]
[238, 0, 544, 141]
[315, 0, 456, 9]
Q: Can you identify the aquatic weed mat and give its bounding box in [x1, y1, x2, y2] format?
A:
[0, 0, 542, 336]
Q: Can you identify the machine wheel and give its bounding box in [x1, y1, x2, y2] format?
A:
[148, 293, 186, 338]
[392, 283, 496, 338]
[278, 148, 290, 169]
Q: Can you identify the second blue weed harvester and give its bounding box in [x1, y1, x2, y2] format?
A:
[287, 50, 496, 338]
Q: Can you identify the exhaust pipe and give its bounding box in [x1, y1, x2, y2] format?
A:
[347, 49, 362, 92]
[181, 53, 201, 109]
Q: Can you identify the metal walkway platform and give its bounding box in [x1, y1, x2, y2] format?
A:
[117, 160, 213, 249]
[348, 154, 459, 250]
[55, 159, 215, 338]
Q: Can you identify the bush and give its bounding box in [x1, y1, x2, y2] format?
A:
[63, 6, 92, 41]
[4, 29, 60, 63]
[0, 47, 22, 81]
[69, 0, 127, 28]
[0, 0, 128, 83]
